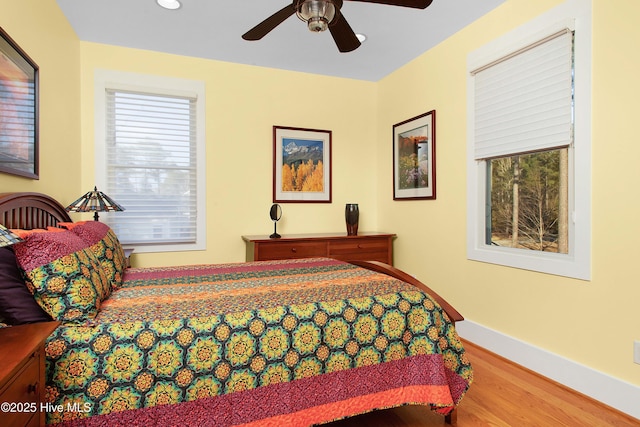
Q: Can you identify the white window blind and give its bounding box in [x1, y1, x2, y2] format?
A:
[473, 29, 574, 160]
[104, 89, 198, 246]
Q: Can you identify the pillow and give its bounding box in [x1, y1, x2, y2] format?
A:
[0, 247, 52, 325]
[59, 221, 126, 290]
[12, 229, 111, 323]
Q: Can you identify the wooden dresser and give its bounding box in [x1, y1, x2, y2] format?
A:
[242, 232, 396, 265]
[0, 321, 59, 427]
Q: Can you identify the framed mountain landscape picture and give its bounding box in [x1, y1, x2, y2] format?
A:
[393, 110, 436, 200]
[273, 126, 332, 203]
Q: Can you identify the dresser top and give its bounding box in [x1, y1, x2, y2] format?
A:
[0, 321, 59, 384]
[242, 232, 396, 243]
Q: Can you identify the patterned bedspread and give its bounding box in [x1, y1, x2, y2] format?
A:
[44, 258, 472, 426]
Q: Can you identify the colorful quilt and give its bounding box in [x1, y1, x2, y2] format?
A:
[44, 258, 472, 426]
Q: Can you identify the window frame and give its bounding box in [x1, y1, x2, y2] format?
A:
[466, 0, 591, 280]
[94, 69, 207, 253]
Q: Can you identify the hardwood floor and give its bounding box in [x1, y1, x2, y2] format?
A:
[326, 340, 639, 427]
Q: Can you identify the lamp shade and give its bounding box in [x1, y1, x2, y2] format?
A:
[65, 187, 125, 221]
[0, 224, 23, 248]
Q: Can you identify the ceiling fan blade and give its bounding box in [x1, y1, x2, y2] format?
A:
[329, 11, 361, 53]
[346, 0, 433, 9]
[242, 3, 297, 41]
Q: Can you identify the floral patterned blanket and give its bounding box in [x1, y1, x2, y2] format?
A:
[44, 257, 472, 426]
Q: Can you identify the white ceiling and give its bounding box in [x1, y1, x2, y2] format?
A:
[55, 0, 505, 82]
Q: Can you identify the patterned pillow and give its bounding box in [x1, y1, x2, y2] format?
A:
[59, 221, 126, 290]
[12, 229, 110, 323]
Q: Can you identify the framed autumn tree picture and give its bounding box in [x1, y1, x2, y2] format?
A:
[273, 126, 332, 203]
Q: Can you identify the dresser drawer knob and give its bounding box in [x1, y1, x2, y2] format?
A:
[28, 382, 39, 395]
[291, 248, 297, 253]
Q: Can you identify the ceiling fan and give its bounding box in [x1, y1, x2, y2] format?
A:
[242, 0, 434, 53]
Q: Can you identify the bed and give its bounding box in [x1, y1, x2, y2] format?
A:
[0, 192, 472, 426]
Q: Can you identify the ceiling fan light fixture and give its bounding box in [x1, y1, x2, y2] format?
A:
[156, 0, 181, 10]
[296, 0, 336, 33]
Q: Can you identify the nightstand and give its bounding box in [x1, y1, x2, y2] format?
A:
[0, 321, 60, 427]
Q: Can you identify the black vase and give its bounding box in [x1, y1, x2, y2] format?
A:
[345, 204, 359, 236]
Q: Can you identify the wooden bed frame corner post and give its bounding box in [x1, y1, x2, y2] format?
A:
[446, 409, 458, 425]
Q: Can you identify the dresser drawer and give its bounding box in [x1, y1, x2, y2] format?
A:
[328, 238, 391, 263]
[0, 350, 40, 427]
[255, 241, 327, 260]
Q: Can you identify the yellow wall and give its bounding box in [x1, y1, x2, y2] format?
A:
[78, 43, 379, 266]
[377, 0, 640, 386]
[2, 0, 638, 392]
[0, 0, 81, 202]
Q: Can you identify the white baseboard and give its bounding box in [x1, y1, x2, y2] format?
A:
[455, 319, 640, 420]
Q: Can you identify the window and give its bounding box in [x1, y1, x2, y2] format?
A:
[95, 70, 206, 253]
[467, 0, 591, 280]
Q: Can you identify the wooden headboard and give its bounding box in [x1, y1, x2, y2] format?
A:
[0, 192, 72, 229]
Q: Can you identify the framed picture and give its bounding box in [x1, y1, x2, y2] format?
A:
[273, 126, 332, 203]
[393, 110, 436, 200]
[0, 26, 39, 179]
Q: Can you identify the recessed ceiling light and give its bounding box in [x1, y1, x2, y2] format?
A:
[356, 33, 367, 43]
[157, 0, 181, 10]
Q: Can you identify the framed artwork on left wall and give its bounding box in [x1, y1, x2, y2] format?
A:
[0, 26, 39, 179]
[273, 126, 332, 203]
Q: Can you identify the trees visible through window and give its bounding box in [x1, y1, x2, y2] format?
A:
[488, 148, 568, 254]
